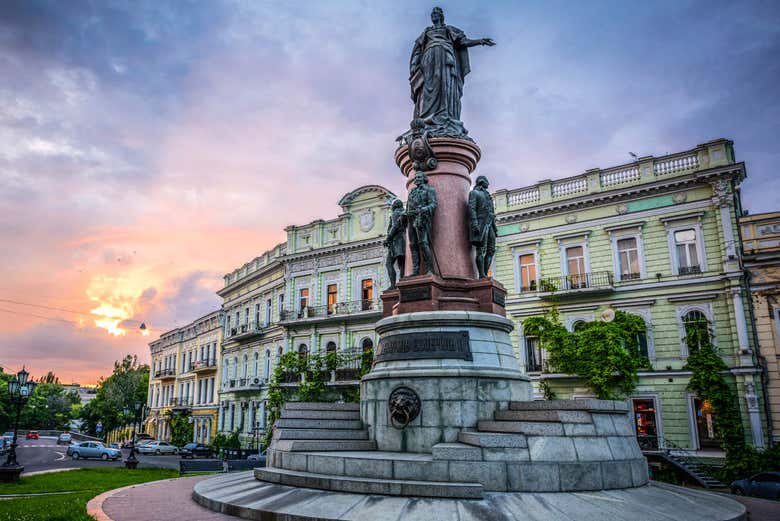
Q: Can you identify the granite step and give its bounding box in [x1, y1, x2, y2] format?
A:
[280, 408, 361, 420]
[254, 467, 484, 499]
[432, 442, 482, 461]
[477, 420, 565, 436]
[494, 409, 592, 423]
[509, 399, 628, 413]
[457, 430, 528, 448]
[273, 428, 369, 440]
[274, 418, 363, 430]
[273, 439, 377, 452]
[283, 402, 360, 412]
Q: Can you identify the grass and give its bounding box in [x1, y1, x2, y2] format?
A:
[0, 467, 179, 521]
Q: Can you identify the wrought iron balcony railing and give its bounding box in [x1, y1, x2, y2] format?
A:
[280, 299, 381, 321]
[535, 271, 614, 295]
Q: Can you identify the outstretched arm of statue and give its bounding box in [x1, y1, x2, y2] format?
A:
[461, 37, 495, 47]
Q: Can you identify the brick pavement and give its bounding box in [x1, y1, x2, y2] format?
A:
[98, 475, 237, 521]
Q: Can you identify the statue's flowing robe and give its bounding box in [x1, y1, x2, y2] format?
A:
[410, 25, 470, 126]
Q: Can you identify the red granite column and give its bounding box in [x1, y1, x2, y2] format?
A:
[395, 138, 480, 280]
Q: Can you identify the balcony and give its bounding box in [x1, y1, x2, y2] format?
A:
[535, 271, 614, 298]
[155, 368, 176, 381]
[279, 347, 372, 386]
[225, 321, 270, 342]
[192, 358, 218, 374]
[279, 299, 382, 325]
[222, 377, 266, 393]
[170, 397, 192, 410]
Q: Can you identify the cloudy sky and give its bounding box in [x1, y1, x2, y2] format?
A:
[1, 0, 778, 384]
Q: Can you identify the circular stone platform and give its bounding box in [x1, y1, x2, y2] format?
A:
[193, 471, 746, 521]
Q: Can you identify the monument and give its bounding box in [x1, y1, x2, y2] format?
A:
[193, 8, 746, 520]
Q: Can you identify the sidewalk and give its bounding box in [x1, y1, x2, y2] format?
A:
[90, 475, 237, 521]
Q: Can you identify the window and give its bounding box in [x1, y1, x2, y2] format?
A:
[572, 320, 587, 332]
[683, 310, 711, 351]
[299, 288, 309, 312]
[326, 341, 337, 353]
[278, 294, 284, 315]
[617, 237, 640, 280]
[565, 246, 587, 288]
[518, 254, 537, 291]
[265, 298, 272, 326]
[255, 303, 260, 327]
[674, 229, 700, 274]
[264, 350, 271, 379]
[632, 398, 659, 450]
[636, 331, 649, 358]
[253, 352, 259, 377]
[361, 279, 373, 310]
[327, 284, 338, 314]
[242, 354, 248, 379]
[244, 307, 249, 326]
[226, 316, 231, 335]
[524, 335, 542, 372]
[298, 344, 308, 360]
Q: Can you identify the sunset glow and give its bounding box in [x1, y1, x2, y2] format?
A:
[0, 1, 777, 385]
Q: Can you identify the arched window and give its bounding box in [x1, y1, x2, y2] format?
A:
[222, 359, 229, 383]
[326, 341, 337, 353]
[683, 310, 711, 351]
[233, 356, 238, 378]
[242, 354, 248, 379]
[277, 346, 283, 359]
[264, 349, 271, 379]
[361, 338, 374, 353]
[572, 320, 587, 332]
[253, 352, 259, 377]
[298, 344, 308, 359]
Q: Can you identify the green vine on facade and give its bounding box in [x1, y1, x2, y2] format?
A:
[166, 410, 192, 448]
[523, 309, 648, 400]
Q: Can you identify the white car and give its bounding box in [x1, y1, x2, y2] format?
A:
[57, 432, 72, 445]
[137, 441, 178, 455]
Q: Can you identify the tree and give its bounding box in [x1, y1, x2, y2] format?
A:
[38, 371, 60, 384]
[167, 410, 191, 447]
[19, 383, 79, 430]
[523, 309, 648, 400]
[79, 355, 149, 436]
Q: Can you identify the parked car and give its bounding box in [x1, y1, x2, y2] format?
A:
[247, 452, 266, 466]
[66, 441, 121, 461]
[731, 471, 780, 500]
[57, 432, 72, 445]
[137, 441, 178, 455]
[179, 443, 214, 459]
[0, 439, 6, 455]
[109, 442, 120, 449]
[25, 431, 39, 440]
[136, 433, 154, 441]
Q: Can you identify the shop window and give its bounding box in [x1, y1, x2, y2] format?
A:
[693, 398, 719, 449]
[632, 398, 659, 450]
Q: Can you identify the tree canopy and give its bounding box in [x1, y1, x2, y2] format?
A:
[79, 355, 149, 437]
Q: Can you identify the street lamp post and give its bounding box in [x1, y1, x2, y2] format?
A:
[123, 401, 146, 470]
[1, 367, 37, 482]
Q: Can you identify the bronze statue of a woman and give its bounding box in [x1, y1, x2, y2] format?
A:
[408, 7, 495, 140]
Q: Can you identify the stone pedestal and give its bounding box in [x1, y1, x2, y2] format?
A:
[380, 274, 506, 318]
[395, 138, 480, 280]
[361, 311, 531, 453]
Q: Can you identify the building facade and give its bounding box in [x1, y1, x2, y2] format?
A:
[214, 185, 395, 446]
[147, 140, 771, 452]
[741, 211, 780, 443]
[145, 310, 223, 443]
[493, 138, 766, 450]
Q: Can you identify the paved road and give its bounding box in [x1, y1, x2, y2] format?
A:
[15, 436, 181, 474]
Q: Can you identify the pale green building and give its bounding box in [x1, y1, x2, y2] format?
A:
[493, 138, 766, 451]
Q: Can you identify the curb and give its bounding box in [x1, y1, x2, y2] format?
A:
[23, 467, 78, 477]
[86, 476, 197, 521]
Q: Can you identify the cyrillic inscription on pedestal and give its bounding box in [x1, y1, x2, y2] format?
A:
[492, 288, 505, 307]
[399, 286, 431, 303]
[375, 331, 471, 363]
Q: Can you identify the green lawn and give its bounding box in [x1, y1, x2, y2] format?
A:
[0, 467, 179, 521]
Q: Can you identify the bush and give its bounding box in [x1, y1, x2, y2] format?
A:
[719, 444, 780, 484]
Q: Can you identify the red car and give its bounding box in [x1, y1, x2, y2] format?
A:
[25, 431, 39, 440]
